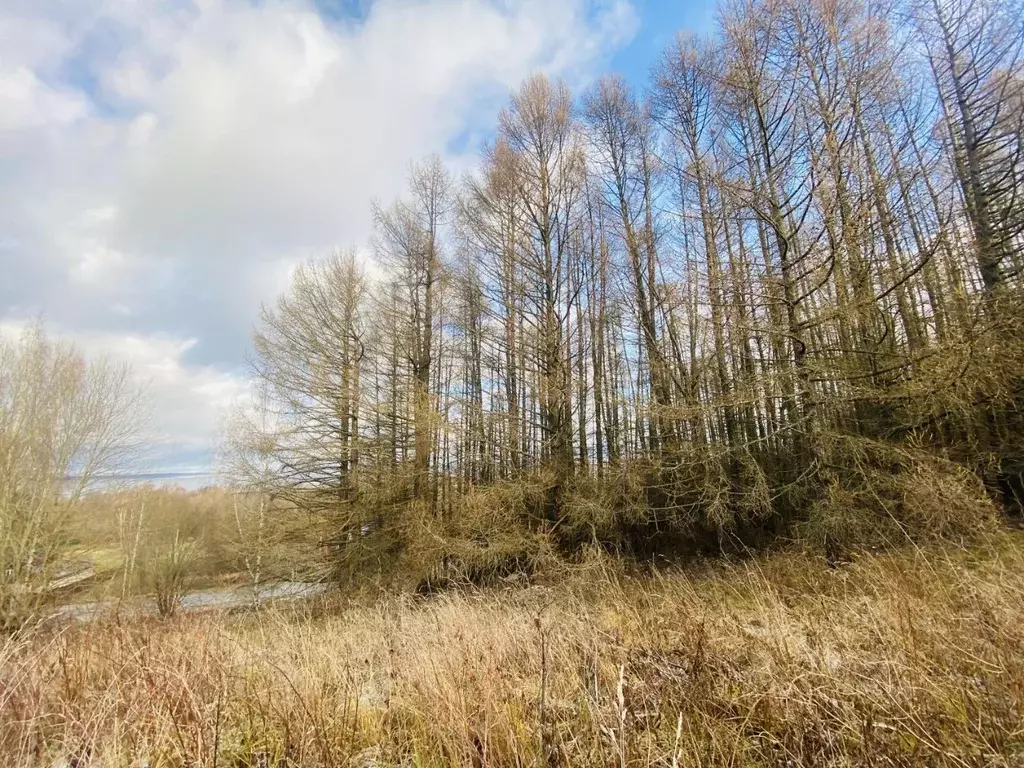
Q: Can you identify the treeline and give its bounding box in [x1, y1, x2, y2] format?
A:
[231, 0, 1024, 582]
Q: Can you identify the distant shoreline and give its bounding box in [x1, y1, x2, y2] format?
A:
[86, 471, 218, 490]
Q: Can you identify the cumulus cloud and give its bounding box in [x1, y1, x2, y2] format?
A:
[0, 0, 638, 472]
[0, 318, 250, 476]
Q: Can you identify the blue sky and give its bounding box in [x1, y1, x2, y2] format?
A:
[613, 0, 716, 86]
[0, 0, 716, 480]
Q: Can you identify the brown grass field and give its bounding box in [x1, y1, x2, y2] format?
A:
[3, 533, 1024, 767]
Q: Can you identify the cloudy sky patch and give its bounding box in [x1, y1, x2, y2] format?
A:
[1, 0, 709, 474]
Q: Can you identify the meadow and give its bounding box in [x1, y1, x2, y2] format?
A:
[4, 532, 1023, 767]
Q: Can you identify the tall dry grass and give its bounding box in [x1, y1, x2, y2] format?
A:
[3, 534, 1024, 767]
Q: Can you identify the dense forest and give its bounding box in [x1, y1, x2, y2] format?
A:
[227, 0, 1024, 585]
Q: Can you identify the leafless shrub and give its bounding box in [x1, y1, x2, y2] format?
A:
[146, 530, 198, 618]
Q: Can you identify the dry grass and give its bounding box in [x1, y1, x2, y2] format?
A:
[3, 534, 1024, 767]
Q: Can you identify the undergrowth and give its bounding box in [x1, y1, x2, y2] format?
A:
[3, 532, 1024, 766]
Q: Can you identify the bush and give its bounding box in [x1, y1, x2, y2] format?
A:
[559, 467, 650, 552]
[798, 434, 999, 553]
[404, 481, 559, 593]
[145, 531, 198, 618]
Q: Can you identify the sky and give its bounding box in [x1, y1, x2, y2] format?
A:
[0, 0, 715, 479]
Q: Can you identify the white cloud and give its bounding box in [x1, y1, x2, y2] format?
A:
[0, 67, 89, 130]
[0, 0, 638, 471]
[1, 317, 250, 474]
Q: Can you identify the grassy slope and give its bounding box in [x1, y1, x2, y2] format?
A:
[3, 534, 1024, 767]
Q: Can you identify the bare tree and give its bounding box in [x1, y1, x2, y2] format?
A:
[917, 0, 1024, 302]
[374, 158, 453, 505]
[497, 75, 586, 514]
[0, 323, 145, 624]
[248, 251, 368, 528]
